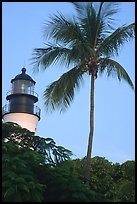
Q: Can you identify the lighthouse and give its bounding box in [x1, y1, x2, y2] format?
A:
[2, 68, 41, 133]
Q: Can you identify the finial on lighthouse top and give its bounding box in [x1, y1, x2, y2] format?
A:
[21, 68, 26, 74]
[11, 67, 36, 84]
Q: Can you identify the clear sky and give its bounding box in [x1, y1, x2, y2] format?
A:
[2, 2, 135, 164]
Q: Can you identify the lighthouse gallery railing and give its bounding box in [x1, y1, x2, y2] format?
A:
[6, 89, 38, 98]
[2, 104, 41, 118]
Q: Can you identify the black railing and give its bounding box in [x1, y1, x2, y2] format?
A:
[2, 104, 41, 118]
[6, 89, 38, 98]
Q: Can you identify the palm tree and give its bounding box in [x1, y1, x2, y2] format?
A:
[32, 2, 134, 184]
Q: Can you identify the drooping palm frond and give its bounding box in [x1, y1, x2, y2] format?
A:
[43, 66, 84, 112]
[97, 23, 135, 57]
[98, 58, 134, 89]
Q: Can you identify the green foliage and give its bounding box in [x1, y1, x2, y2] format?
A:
[89, 156, 114, 196]
[90, 157, 135, 202]
[33, 162, 108, 202]
[2, 142, 45, 202]
[110, 161, 135, 202]
[59, 157, 135, 202]
[2, 122, 73, 202]
[110, 162, 124, 182]
[113, 180, 135, 202]
[2, 122, 135, 202]
[121, 160, 135, 181]
[2, 122, 73, 166]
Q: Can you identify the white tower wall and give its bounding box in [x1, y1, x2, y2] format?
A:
[3, 113, 39, 133]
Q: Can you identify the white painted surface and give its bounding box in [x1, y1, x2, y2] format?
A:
[3, 113, 39, 133]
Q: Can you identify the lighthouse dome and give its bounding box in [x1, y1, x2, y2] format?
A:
[11, 68, 36, 84]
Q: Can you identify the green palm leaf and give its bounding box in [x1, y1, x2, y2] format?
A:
[43, 13, 84, 45]
[99, 58, 134, 89]
[97, 23, 135, 57]
[72, 2, 119, 20]
[43, 66, 84, 112]
[32, 45, 72, 72]
[72, 2, 119, 48]
[32, 44, 92, 72]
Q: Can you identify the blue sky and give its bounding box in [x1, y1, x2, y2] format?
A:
[2, 2, 135, 164]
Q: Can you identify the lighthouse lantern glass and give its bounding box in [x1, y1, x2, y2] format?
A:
[12, 80, 34, 95]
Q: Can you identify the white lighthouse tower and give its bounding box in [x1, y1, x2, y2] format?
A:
[2, 68, 41, 133]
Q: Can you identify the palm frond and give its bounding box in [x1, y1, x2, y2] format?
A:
[92, 2, 104, 48]
[72, 2, 120, 48]
[43, 12, 85, 46]
[43, 66, 84, 112]
[100, 2, 119, 20]
[93, 2, 119, 48]
[82, 4, 97, 48]
[45, 13, 95, 57]
[97, 23, 135, 57]
[71, 2, 92, 18]
[94, 2, 120, 49]
[31, 41, 95, 73]
[72, 2, 103, 48]
[99, 58, 134, 89]
[31, 44, 80, 72]
[95, 2, 120, 35]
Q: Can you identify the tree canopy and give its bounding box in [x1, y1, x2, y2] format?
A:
[2, 122, 135, 202]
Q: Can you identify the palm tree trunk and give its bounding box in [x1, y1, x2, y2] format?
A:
[85, 73, 95, 184]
